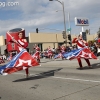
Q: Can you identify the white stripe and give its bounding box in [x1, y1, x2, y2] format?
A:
[77, 40, 86, 49]
[18, 40, 24, 45]
[52, 76, 100, 83]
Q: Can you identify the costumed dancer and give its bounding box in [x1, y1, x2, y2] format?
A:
[33, 44, 40, 63]
[43, 50, 48, 58]
[60, 45, 66, 59]
[96, 33, 100, 56]
[72, 34, 92, 69]
[9, 32, 29, 78]
[47, 46, 53, 59]
[55, 45, 66, 59]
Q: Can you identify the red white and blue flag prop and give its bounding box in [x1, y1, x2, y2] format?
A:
[54, 53, 65, 59]
[63, 47, 97, 60]
[0, 49, 39, 75]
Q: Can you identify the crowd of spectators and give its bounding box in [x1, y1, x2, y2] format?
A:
[0, 40, 100, 61]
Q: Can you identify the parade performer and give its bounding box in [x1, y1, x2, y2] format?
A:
[10, 32, 29, 78]
[60, 45, 66, 59]
[0, 33, 39, 77]
[63, 34, 97, 69]
[47, 46, 53, 59]
[54, 45, 66, 59]
[96, 33, 100, 56]
[33, 44, 40, 63]
[72, 34, 92, 69]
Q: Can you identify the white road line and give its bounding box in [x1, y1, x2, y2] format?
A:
[14, 73, 25, 75]
[13, 73, 38, 76]
[52, 76, 100, 83]
[14, 73, 100, 83]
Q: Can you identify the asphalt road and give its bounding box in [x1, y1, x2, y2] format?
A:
[0, 57, 100, 100]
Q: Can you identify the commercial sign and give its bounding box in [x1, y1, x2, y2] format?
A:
[75, 17, 89, 26]
[67, 28, 71, 32]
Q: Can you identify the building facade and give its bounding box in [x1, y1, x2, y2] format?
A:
[28, 32, 97, 51]
[0, 33, 98, 54]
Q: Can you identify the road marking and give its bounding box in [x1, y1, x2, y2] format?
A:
[13, 73, 38, 76]
[14, 73, 25, 75]
[14, 72, 100, 83]
[52, 76, 100, 83]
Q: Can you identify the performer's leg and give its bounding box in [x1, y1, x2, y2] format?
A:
[49, 55, 51, 59]
[51, 54, 53, 59]
[84, 58, 91, 67]
[37, 54, 40, 63]
[61, 53, 64, 60]
[62, 54, 63, 60]
[77, 57, 83, 68]
[25, 68, 29, 78]
[50, 54, 52, 59]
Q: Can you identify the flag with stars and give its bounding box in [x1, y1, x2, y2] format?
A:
[63, 47, 97, 60]
[0, 49, 39, 75]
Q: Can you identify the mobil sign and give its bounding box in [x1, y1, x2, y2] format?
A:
[75, 17, 89, 26]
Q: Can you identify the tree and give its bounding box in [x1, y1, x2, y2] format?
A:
[85, 29, 89, 34]
[85, 29, 90, 34]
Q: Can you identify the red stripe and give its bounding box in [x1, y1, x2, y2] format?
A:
[77, 41, 84, 48]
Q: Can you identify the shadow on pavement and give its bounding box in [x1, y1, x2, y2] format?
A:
[13, 68, 63, 82]
[76, 63, 100, 70]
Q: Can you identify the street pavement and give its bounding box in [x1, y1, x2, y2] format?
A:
[0, 57, 100, 100]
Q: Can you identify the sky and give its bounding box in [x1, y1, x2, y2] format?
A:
[0, 0, 100, 37]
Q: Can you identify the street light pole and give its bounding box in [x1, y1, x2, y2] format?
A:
[62, 1, 67, 39]
[68, 12, 72, 46]
[49, 0, 67, 45]
[62, 1, 67, 45]
[68, 12, 70, 33]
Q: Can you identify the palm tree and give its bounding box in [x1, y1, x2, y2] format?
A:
[85, 29, 89, 34]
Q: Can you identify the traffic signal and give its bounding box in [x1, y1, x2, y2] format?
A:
[68, 34, 71, 41]
[62, 31, 66, 39]
[82, 32, 87, 41]
[36, 28, 38, 33]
